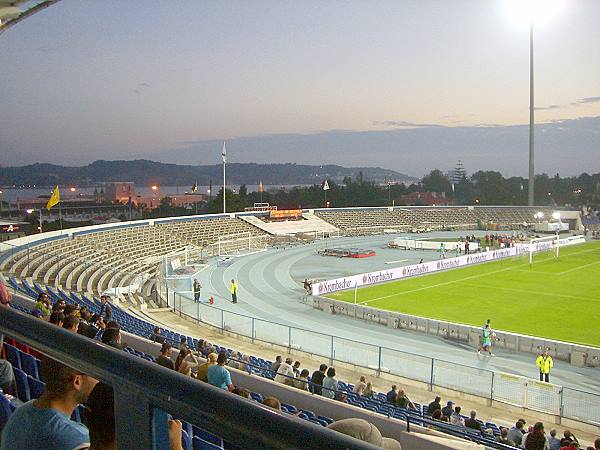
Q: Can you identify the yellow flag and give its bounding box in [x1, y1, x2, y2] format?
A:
[46, 186, 60, 210]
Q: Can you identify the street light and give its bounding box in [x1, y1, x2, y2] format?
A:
[26, 208, 43, 233]
[504, 0, 564, 206]
[151, 185, 158, 191]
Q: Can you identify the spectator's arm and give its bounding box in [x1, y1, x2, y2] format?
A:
[168, 419, 184, 450]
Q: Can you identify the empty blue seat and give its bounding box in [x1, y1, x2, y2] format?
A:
[192, 436, 222, 450]
[4, 344, 21, 370]
[20, 353, 40, 379]
[27, 376, 45, 399]
[193, 426, 222, 447]
[13, 367, 31, 402]
[181, 429, 192, 450]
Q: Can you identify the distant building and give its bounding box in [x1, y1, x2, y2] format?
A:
[104, 182, 135, 203]
[136, 193, 206, 210]
[447, 160, 467, 184]
[400, 192, 448, 206]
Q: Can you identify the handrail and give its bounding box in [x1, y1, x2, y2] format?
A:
[0, 307, 380, 450]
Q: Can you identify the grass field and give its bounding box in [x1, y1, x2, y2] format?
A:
[329, 240, 600, 346]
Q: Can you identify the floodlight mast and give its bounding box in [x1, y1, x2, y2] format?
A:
[528, 20, 535, 206]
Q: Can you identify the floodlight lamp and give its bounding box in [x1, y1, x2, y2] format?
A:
[26, 209, 34, 214]
[552, 212, 560, 220]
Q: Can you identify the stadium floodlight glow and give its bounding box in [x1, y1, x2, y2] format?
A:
[504, 0, 564, 26]
[534, 211, 544, 221]
[151, 185, 158, 191]
[552, 212, 561, 220]
[26, 208, 34, 214]
[69, 187, 76, 192]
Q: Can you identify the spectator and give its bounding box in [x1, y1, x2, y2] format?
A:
[524, 422, 548, 450]
[310, 364, 327, 395]
[363, 382, 374, 398]
[84, 382, 184, 450]
[149, 327, 165, 344]
[196, 353, 218, 382]
[293, 369, 310, 391]
[322, 367, 338, 400]
[228, 351, 242, 370]
[99, 295, 112, 322]
[508, 420, 526, 447]
[49, 311, 65, 327]
[495, 427, 515, 446]
[327, 418, 401, 450]
[270, 355, 282, 374]
[441, 401, 454, 418]
[353, 376, 367, 395]
[561, 431, 578, 448]
[33, 293, 51, 318]
[395, 389, 415, 410]
[594, 438, 600, 449]
[0, 274, 12, 307]
[239, 354, 250, 373]
[176, 349, 198, 377]
[207, 352, 234, 392]
[427, 396, 442, 415]
[101, 328, 122, 350]
[232, 387, 250, 399]
[536, 349, 554, 383]
[1, 358, 98, 450]
[262, 396, 281, 410]
[63, 303, 79, 318]
[464, 410, 482, 432]
[432, 410, 443, 421]
[386, 384, 397, 403]
[450, 406, 464, 427]
[62, 315, 80, 333]
[292, 361, 301, 378]
[548, 429, 561, 450]
[78, 310, 100, 339]
[0, 359, 15, 395]
[156, 343, 175, 370]
[274, 357, 295, 385]
[178, 336, 187, 351]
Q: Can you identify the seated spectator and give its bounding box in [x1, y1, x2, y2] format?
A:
[270, 355, 282, 374]
[395, 389, 415, 410]
[149, 327, 165, 344]
[274, 357, 295, 386]
[524, 422, 548, 450]
[450, 406, 464, 427]
[464, 410, 482, 432]
[232, 387, 250, 399]
[49, 310, 65, 327]
[293, 369, 310, 391]
[595, 438, 600, 449]
[327, 418, 401, 450]
[427, 396, 442, 415]
[178, 336, 187, 351]
[85, 381, 184, 450]
[1, 358, 98, 450]
[441, 400, 454, 418]
[63, 303, 79, 318]
[156, 343, 175, 370]
[353, 376, 367, 395]
[386, 384, 397, 403]
[262, 396, 281, 411]
[431, 410, 443, 421]
[196, 353, 218, 382]
[548, 429, 561, 450]
[207, 352, 234, 391]
[105, 320, 120, 330]
[292, 361, 301, 378]
[239, 354, 250, 373]
[0, 275, 12, 307]
[51, 300, 66, 312]
[322, 367, 338, 399]
[0, 359, 15, 395]
[507, 419, 526, 447]
[561, 431, 579, 448]
[176, 348, 198, 377]
[311, 364, 327, 395]
[496, 427, 515, 446]
[101, 328, 122, 350]
[78, 309, 100, 339]
[228, 351, 242, 370]
[62, 315, 80, 333]
[363, 382, 374, 398]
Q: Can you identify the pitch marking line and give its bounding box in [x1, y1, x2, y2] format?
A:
[558, 259, 600, 275]
[458, 282, 598, 302]
[385, 259, 408, 265]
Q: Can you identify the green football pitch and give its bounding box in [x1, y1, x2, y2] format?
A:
[329, 240, 600, 346]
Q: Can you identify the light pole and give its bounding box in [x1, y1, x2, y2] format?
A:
[0, 189, 3, 218]
[26, 208, 42, 233]
[528, 20, 535, 206]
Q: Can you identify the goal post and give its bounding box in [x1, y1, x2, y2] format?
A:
[529, 234, 559, 265]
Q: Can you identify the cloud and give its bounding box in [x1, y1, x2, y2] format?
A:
[372, 120, 446, 128]
[535, 104, 561, 111]
[576, 96, 600, 104]
[139, 82, 151, 88]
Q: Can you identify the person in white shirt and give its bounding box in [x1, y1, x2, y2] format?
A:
[274, 357, 295, 385]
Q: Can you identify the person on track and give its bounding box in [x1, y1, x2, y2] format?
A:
[536, 349, 553, 383]
[230, 279, 238, 304]
[478, 323, 494, 356]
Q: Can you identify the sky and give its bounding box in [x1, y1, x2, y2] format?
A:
[0, 0, 599, 177]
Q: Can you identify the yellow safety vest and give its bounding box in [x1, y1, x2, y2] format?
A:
[230, 282, 238, 294]
[536, 355, 553, 374]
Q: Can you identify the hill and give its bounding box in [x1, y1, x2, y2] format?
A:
[0, 160, 416, 187]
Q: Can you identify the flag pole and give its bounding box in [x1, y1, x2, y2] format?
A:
[58, 200, 63, 232]
[222, 141, 227, 214]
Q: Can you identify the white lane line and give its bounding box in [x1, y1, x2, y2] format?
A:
[558, 259, 600, 275]
[385, 259, 408, 265]
[458, 282, 598, 302]
[359, 264, 519, 305]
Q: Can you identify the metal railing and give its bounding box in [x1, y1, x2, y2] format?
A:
[0, 307, 379, 450]
[161, 284, 600, 427]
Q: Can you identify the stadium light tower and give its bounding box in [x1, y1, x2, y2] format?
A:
[504, 0, 564, 206]
[26, 208, 42, 233]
